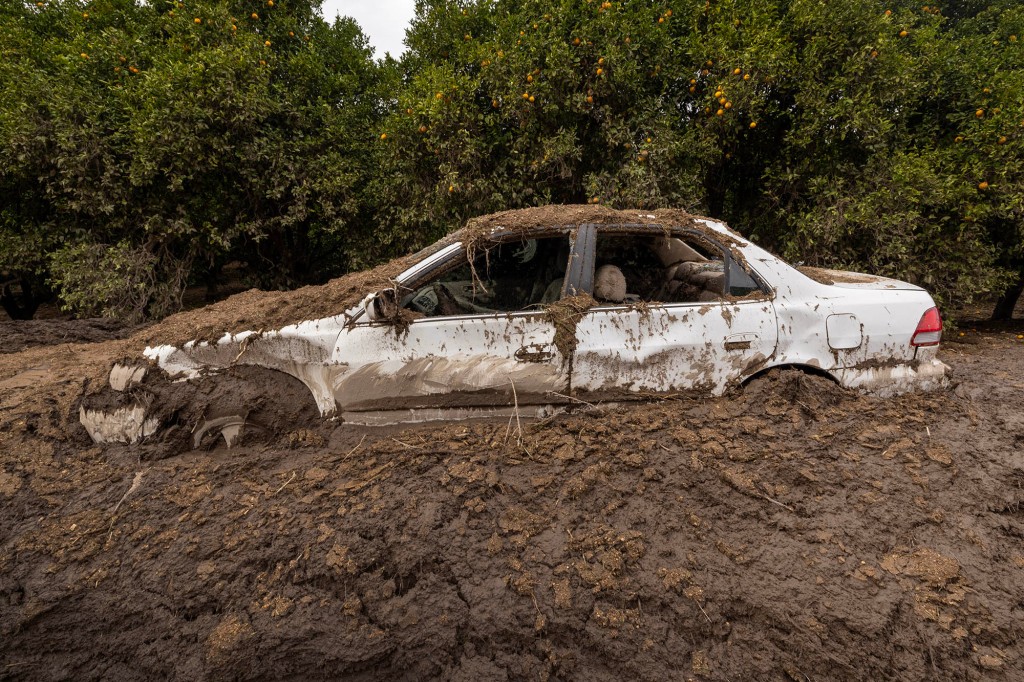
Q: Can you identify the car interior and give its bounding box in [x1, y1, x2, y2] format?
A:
[401, 232, 758, 317]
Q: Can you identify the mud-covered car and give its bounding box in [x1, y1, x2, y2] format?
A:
[81, 212, 947, 445]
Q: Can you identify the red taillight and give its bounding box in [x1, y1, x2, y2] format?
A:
[911, 306, 942, 347]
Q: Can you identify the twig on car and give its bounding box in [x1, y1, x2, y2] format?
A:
[548, 391, 597, 408]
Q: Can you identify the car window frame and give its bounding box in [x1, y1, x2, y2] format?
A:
[360, 226, 580, 325]
[576, 223, 771, 309]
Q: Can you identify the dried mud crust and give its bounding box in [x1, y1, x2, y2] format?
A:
[797, 266, 881, 285]
[1, 321, 1024, 681]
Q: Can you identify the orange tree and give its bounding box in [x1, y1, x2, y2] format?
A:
[0, 0, 381, 319]
[373, 0, 1022, 314]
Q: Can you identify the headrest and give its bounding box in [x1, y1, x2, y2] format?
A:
[594, 265, 627, 303]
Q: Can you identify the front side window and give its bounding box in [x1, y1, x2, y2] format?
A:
[402, 236, 570, 317]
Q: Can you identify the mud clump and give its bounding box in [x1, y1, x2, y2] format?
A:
[543, 293, 596, 359]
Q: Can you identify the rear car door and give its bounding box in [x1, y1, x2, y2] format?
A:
[332, 231, 576, 421]
[570, 226, 779, 398]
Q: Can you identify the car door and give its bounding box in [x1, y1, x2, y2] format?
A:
[570, 227, 779, 398]
[331, 232, 575, 420]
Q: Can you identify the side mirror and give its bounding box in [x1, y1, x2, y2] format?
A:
[364, 288, 399, 322]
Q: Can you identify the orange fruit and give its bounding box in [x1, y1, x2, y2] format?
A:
[596, 67, 603, 75]
[419, 125, 427, 133]
[436, 92, 443, 100]
[449, 185, 454, 193]
[289, 31, 294, 37]
[871, 50, 878, 58]
[598, 57, 605, 65]
[586, 95, 593, 103]
[82, 12, 88, 18]
[658, 17, 664, 23]
[251, 12, 258, 19]
[954, 136, 963, 143]
[380, 133, 387, 140]
[573, 38, 581, 46]
[733, 68, 741, 75]
[264, 40, 271, 46]
[899, 30, 908, 37]
[529, 95, 535, 102]
[527, 74, 533, 83]
[749, 121, 757, 129]
[743, 73, 751, 80]
[80, 52, 88, 59]
[665, 9, 672, 16]
[724, 101, 732, 109]
[492, 99, 499, 108]
[976, 109, 984, 118]
[114, 66, 121, 72]
[267, 0, 273, 5]
[885, 9, 892, 16]
[998, 136, 1007, 144]
[714, 90, 723, 98]
[978, 181, 988, 190]
[689, 86, 696, 93]
[716, 108, 724, 116]
[194, 17, 201, 23]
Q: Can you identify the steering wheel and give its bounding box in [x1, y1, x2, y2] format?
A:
[408, 282, 462, 316]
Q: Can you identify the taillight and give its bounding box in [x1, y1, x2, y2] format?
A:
[911, 306, 942, 347]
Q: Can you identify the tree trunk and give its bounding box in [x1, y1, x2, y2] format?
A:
[991, 271, 1024, 321]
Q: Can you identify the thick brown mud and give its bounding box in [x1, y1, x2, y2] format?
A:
[0, 318, 1022, 680]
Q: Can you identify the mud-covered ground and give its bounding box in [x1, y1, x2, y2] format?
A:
[0, 312, 1021, 681]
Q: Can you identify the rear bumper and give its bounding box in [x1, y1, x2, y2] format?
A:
[833, 358, 949, 397]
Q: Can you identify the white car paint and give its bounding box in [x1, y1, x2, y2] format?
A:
[79, 215, 948, 444]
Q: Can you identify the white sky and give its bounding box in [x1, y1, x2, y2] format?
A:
[319, 0, 417, 59]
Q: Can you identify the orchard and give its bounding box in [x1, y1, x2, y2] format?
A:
[1, 0, 1022, 320]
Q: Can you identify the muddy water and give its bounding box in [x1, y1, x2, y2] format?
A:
[0, 322, 1022, 680]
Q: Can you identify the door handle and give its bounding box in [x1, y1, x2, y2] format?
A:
[724, 333, 757, 351]
[515, 345, 554, 363]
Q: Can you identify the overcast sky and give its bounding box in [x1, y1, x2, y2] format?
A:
[319, 0, 417, 59]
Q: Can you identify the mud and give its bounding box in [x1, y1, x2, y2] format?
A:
[0, 317, 143, 354]
[797, 266, 882, 285]
[1, 314, 1023, 680]
[2, 205, 1023, 680]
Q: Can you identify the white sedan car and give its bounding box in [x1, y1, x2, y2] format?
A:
[81, 214, 947, 444]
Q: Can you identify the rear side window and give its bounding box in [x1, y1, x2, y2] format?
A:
[592, 233, 733, 304]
